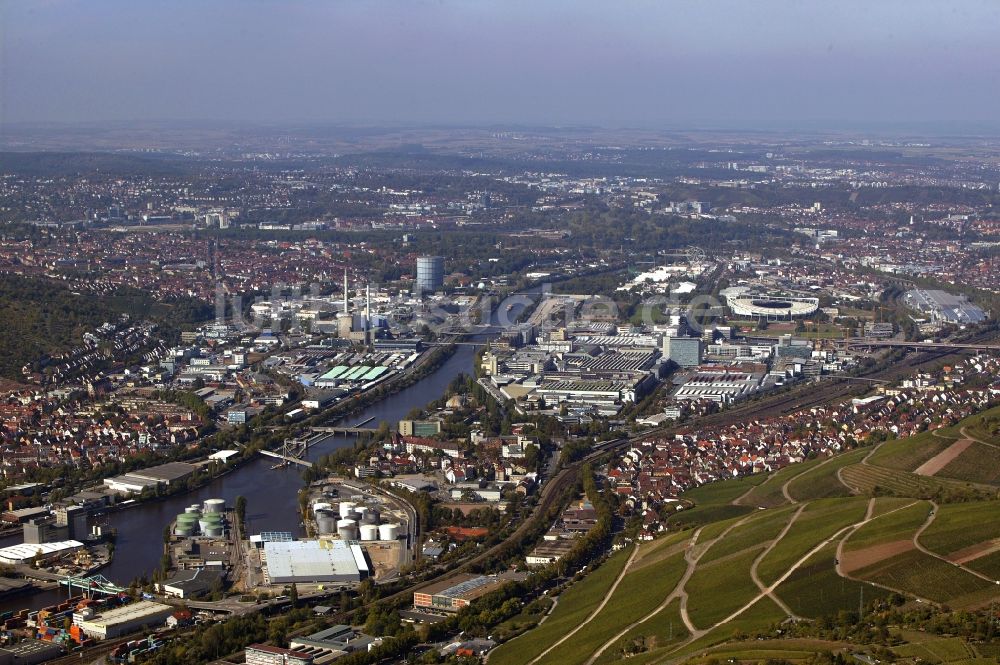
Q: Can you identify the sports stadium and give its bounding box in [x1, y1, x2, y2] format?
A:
[723, 291, 819, 320]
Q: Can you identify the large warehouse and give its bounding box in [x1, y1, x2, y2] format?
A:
[263, 539, 369, 585]
[413, 574, 513, 613]
[0, 540, 83, 565]
[75, 601, 174, 640]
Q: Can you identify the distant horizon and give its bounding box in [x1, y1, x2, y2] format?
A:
[4, 118, 1000, 142]
[3, 1, 999, 134]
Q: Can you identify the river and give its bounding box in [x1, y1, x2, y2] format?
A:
[0, 294, 526, 612]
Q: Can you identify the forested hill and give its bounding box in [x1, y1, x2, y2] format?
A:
[0, 273, 211, 381]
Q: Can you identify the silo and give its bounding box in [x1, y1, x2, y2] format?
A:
[313, 502, 332, 516]
[204, 524, 224, 537]
[184, 506, 202, 515]
[199, 513, 223, 534]
[336, 519, 358, 541]
[339, 502, 357, 518]
[174, 523, 194, 537]
[176, 514, 199, 536]
[316, 510, 338, 535]
[360, 524, 379, 541]
[378, 523, 400, 541]
[203, 498, 226, 513]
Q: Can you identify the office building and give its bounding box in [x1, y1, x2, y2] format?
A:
[416, 256, 444, 293]
[663, 336, 702, 368]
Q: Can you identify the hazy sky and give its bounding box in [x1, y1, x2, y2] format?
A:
[3, 0, 1000, 131]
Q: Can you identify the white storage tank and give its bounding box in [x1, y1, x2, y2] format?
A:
[313, 502, 332, 516]
[337, 518, 358, 541]
[360, 524, 379, 541]
[378, 523, 400, 541]
[204, 498, 226, 513]
[339, 502, 357, 518]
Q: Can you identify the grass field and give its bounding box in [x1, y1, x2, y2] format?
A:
[534, 549, 690, 665]
[956, 405, 1000, 444]
[756, 497, 868, 586]
[853, 549, 993, 604]
[965, 551, 1000, 579]
[735, 458, 827, 509]
[839, 463, 957, 498]
[894, 632, 976, 663]
[844, 499, 927, 551]
[666, 475, 766, 528]
[866, 430, 957, 471]
[698, 505, 796, 565]
[676, 597, 788, 658]
[869, 496, 917, 517]
[936, 441, 1000, 486]
[681, 474, 770, 506]
[667, 503, 753, 529]
[785, 449, 866, 501]
[681, 639, 854, 665]
[776, 541, 890, 618]
[918, 500, 1000, 555]
[487, 548, 633, 665]
[593, 598, 688, 665]
[685, 548, 764, 629]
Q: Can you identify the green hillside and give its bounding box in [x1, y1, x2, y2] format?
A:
[494, 405, 1000, 665]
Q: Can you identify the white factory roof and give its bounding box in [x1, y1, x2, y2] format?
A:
[81, 600, 173, 626]
[208, 450, 240, 461]
[264, 539, 363, 580]
[0, 540, 83, 563]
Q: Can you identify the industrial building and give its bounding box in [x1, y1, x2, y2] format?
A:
[413, 574, 513, 613]
[902, 289, 987, 324]
[0, 639, 64, 665]
[245, 644, 314, 665]
[289, 625, 378, 661]
[262, 539, 370, 585]
[0, 540, 83, 565]
[103, 462, 197, 494]
[74, 601, 174, 640]
[158, 567, 227, 599]
[416, 255, 444, 293]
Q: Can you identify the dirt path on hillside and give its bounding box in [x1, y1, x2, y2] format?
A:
[781, 455, 835, 504]
[961, 426, 1000, 450]
[913, 439, 974, 476]
[584, 510, 766, 665]
[834, 499, 932, 602]
[526, 544, 642, 665]
[749, 504, 807, 619]
[583, 528, 703, 665]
